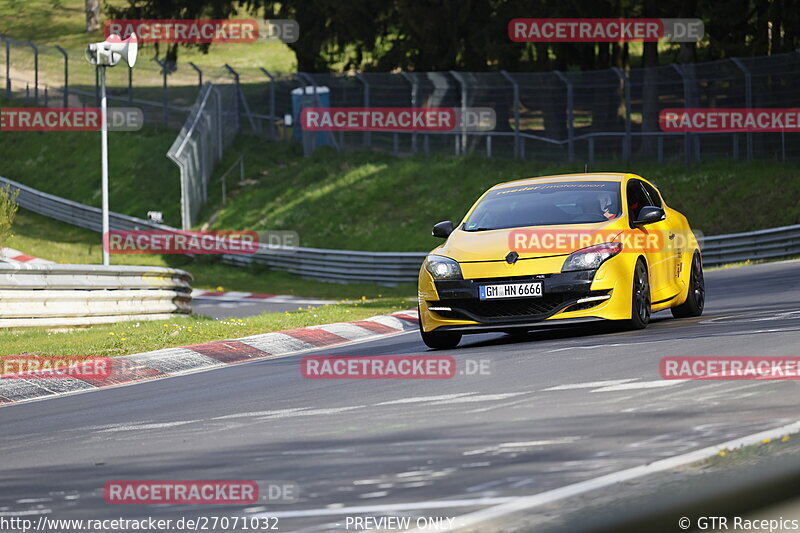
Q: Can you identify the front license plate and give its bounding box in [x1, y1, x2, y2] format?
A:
[479, 281, 543, 300]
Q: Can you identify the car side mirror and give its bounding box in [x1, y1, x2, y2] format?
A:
[432, 220, 454, 238]
[633, 206, 665, 227]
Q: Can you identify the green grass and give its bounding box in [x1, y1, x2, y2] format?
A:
[6, 209, 416, 298]
[0, 100, 183, 227]
[0, 298, 410, 357]
[0, 0, 297, 73]
[204, 138, 800, 252]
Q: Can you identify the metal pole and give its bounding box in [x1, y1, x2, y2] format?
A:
[1, 36, 9, 98]
[554, 71, 574, 162]
[259, 68, 276, 140]
[671, 64, 691, 166]
[188, 62, 203, 89]
[225, 63, 258, 133]
[356, 73, 371, 148]
[401, 72, 419, 153]
[25, 40, 38, 103]
[127, 67, 133, 104]
[730, 57, 753, 160]
[100, 65, 110, 266]
[611, 66, 631, 162]
[500, 70, 521, 159]
[450, 71, 468, 155]
[54, 45, 68, 107]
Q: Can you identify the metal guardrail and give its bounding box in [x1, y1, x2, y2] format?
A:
[0, 263, 192, 328]
[1, 176, 798, 284]
[699, 224, 800, 266]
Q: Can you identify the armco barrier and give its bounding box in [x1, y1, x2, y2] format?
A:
[1, 176, 798, 284]
[0, 263, 192, 328]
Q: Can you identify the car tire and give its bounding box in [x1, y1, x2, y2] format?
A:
[621, 259, 651, 330]
[418, 306, 462, 349]
[671, 252, 705, 318]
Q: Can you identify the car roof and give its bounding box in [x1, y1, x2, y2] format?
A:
[491, 173, 633, 190]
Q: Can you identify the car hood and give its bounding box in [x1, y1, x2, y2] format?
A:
[432, 221, 625, 263]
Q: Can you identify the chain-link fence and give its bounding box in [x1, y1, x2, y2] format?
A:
[3, 35, 798, 163]
[2, 36, 799, 226]
[167, 82, 238, 229]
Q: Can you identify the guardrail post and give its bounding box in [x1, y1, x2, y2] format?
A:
[25, 40, 38, 103]
[1, 36, 9, 98]
[611, 67, 631, 162]
[450, 71, 468, 155]
[356, 73, 371, 148]
[554, 71, 574, 162]
[54, 45, 68, 107]
[259, 68, 277, 140]
[401, 72, 419, 153]
[730, 57, 753, 161]
[500, 70, 521, 159]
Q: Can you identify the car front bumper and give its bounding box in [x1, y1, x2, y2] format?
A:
[418, 254, 636, 333]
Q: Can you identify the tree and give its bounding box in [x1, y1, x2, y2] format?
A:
[85, 0, 101, 33]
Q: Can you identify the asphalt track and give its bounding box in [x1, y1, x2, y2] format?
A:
[1, 260, 799, 532]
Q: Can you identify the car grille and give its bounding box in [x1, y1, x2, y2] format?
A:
[431, 290, 609, 323]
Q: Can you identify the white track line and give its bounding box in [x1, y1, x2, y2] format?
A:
[406, 420, 800, 532]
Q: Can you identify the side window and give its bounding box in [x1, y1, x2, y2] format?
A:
[641, 182, 663, 208]
[626, 180, 649, 219]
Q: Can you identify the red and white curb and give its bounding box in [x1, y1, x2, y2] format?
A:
[191, 289, 334, 306]
[0, 247, 54, 265]
[0, 310, 419, 406]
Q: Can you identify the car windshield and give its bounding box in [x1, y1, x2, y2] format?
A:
[463, 180, 622, 231]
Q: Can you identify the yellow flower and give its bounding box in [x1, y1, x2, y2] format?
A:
[718, 450, 727, 456]
[216, 286, 225, 292]
[108, 332, 115, 336]
[361, 296, 366, 301]
[782, 436, 791, 442]
[121, 337, 127, 341]
[762, 438, 772, 444]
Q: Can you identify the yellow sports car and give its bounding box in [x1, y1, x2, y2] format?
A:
[418, 173, 705, 349]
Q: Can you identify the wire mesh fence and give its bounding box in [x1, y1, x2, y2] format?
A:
[167, 82, 239, 229]
[2, 35, 799, 227]
[2, 34, 798, 163]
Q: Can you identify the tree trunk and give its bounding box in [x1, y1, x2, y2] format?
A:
[85, 0, 100, 33]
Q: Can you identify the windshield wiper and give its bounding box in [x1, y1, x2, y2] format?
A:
[463, 226, 494, 232]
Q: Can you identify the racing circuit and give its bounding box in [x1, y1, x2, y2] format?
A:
[1, 259, 798, 532]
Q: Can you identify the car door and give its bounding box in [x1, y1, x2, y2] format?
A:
[626, 179, 672, 302]
[641, 180, 683, 300]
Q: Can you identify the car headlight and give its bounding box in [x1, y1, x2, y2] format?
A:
[424, 255, 463, 280]
[562, 242, 622, 272]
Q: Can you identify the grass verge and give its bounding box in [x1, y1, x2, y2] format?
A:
[0, 298, 410, 357]
[205, 138, 800, 252]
